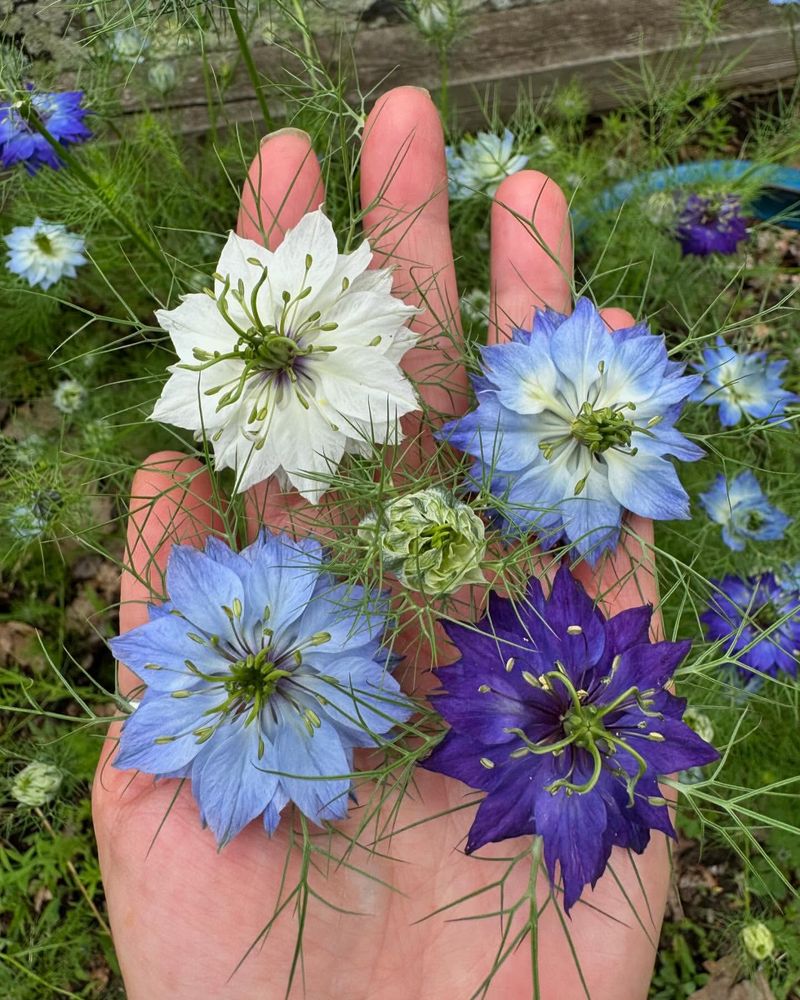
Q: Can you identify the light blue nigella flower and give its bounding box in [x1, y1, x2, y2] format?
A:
[4, 218, 86, 290]
[0, 86, 91, 174]
[699, 471, 792, 551]
[110, 531, 412, 845]
[439, 298, 703, 563]
[692, 338, 797, 427]
[446, 130, 528, 201]
[770, 0, 799, 5]
[777, 560, 800, 594]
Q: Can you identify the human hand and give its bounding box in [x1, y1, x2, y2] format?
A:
[93, 86, 668, 1000]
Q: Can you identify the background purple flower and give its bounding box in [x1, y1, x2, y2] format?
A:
[0, 86, 91, 173]
[422, 565, 717, 911]
[701, 573, 800, 683]
[676, 194, 747, 256]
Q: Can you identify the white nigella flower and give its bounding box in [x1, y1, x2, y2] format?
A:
[53, 379, 86, 414]
[110, 27, 149, 63]
[4, 219, 86, 291]
[152, 209, 420, 499]
[460, 288, 490, 325]
[148, 61, 177, 94]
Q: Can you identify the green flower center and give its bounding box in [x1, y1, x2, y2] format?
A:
[754, 601, 780, 630]
[561, 703, 606, 746]
[33, 232, 53, 255]
[417, 522, 456, 553]
[570, 401, 635, 454]
[745, 510, 765, 532]
[224, 647, 292, 712]
[493, 662, 666, 803]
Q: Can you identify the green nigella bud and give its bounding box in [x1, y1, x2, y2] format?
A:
[741, 921, 774, 962]
[10, 762, 63, 807]
[360, 487, 486, 596]
[682, 708, 714, 745]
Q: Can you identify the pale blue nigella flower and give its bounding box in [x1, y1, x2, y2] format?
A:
[692, 338, 797, 427]
[110, 531, 412, 845]
[699, 470, 791, 551]
[4, 219, 86, 290]
[446, 130, 528, 201]
[777, 561, 800, 594]
[439, 298, 703, 563]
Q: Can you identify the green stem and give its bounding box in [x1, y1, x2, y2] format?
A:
[547, 739, 603, 795]
[225, 1, 274, 132]
[26, 118, 163, 266]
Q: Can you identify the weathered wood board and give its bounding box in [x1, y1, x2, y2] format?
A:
[108, 0, 797, 131]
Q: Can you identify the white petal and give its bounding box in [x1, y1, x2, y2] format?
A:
[155, 295, 239, 361]
[311, 347, 419, 422]
[150, 363, 241, 431]
[214, 231, 270, 298]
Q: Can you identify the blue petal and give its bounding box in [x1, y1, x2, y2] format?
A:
[166, 545, 245, 644]
[243, 534, 324, 638]
[604, 450, 690, 521]
[191, 719, 280, 845]
[115, 688, 221, 773]
[533, 750, 612, 912]
[298, 658, 412, 744]
[271, 704, 352, 825]
[110, 614, 223, 691]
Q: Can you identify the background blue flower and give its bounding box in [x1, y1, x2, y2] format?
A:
[446, 129, 528, 200]
[110, 531, 412, 845]
[0, 86, 91, 173]
[691, 338, 797, 426]
[699, 470, 791, 551]
[422, 565, 718, 912]
[702, 573, 800, 683]
[4, 218, 87, 290]
[439, 298, 702, 563]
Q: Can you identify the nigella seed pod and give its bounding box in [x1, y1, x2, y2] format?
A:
[359, 487, 486, 596]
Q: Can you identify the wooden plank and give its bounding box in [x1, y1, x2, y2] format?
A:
[117, 0, 799, 132]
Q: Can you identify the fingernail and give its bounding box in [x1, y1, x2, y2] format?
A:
[408, 86, 431, 97]
[260, 127, 311, 146]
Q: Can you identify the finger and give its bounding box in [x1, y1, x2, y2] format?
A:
[237, 130, 327, 539]
[118, 451, 224, 697]
[572, 308, 660, 629]
[488, 170, 573, 344]
[361, 86, 468, 434]
[237, 127, 324, 249]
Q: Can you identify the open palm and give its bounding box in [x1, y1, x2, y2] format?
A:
[93, 87, 670, 1000]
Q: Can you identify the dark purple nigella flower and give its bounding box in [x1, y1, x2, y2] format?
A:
[675, 194, 748, 256]
[0, 86, 92, 174]
[701, 573, 800, 683]
[422, 565, 718, 912]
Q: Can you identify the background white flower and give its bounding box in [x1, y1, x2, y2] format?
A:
[53, 378, 86, 414]
[152, 209, 420, 499]
[4, 218, 87, 290]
